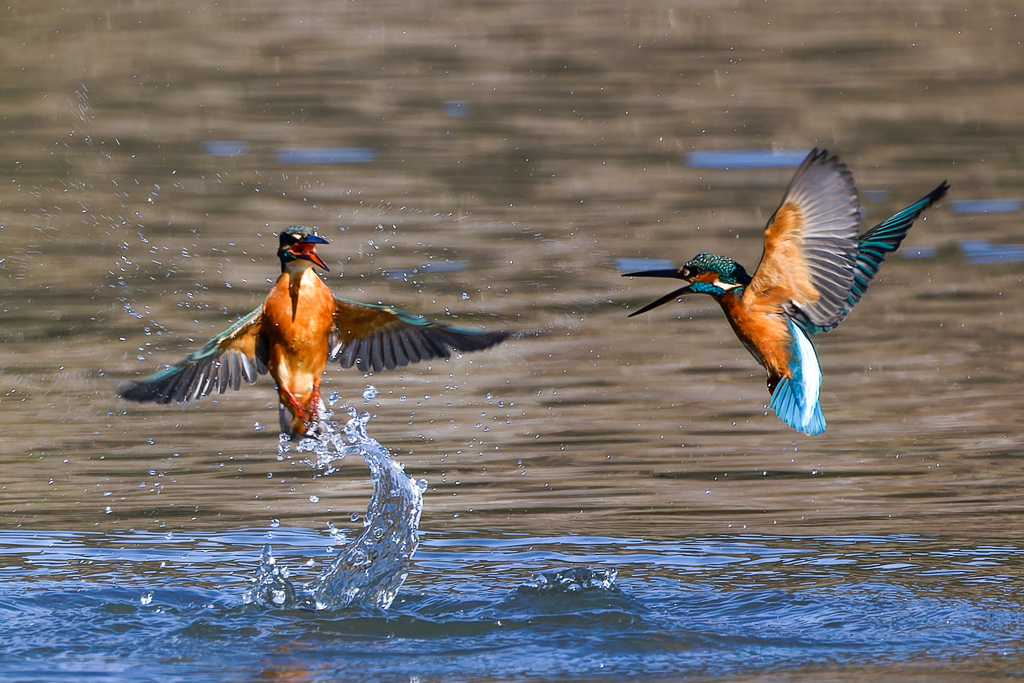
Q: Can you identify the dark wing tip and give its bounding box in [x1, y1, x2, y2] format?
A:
[118, 378, 173, 404]
[118, 381, 148, 402]
[446, 327, 511, 351]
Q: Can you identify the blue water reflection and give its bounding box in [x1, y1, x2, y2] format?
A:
[445, 100, 472, 117]
[616, 257, 675, 271]
[384, 260, 468, 280]
[949, 199, 1022, 213]
[276, 147, 377, 164]
[203, 140, 247, 157]
[685, 149, 810, 169]
[961, 240, 1024, 264]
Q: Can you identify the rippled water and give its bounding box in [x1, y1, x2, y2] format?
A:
[3, 0, 1024, 680]
[4, 527, 1024, 681]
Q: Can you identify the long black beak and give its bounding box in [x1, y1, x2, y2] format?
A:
[294, 233, 330, 271]
[622, 269, 692, 317]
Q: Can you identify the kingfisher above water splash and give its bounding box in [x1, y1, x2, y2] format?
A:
[119, 225, 508, 437]
[623, 148, 948, 435]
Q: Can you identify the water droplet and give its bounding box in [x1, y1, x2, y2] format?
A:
[362, 385, 378, 402]
[309, 495, 320, 503]
[140, 592, 153, 606]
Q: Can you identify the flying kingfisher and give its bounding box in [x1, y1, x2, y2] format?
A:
[119, 225, 509, 437]
[623, 148, 948, 434]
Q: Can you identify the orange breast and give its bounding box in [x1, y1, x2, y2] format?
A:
[261, 268, 336, 409]
[718, 289, 794, 391]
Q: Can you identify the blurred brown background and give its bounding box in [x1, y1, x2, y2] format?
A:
[1, 0, 1022, 539]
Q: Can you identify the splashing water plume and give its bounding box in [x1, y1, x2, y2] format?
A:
[247, 386, 425, 610]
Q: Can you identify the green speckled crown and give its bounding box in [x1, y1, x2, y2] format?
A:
[685, 252, 752, 285]
[279, 225, 320, 246]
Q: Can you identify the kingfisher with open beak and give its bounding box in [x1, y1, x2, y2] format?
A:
[120, 225, 509, 437]
[623, 148, 948, 434]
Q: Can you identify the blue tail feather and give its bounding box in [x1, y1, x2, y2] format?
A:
[770, 377, 826, 435]
[769, 322, 826, 435]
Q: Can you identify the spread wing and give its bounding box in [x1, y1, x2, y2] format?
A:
[118, 306, 267, 404]
[799, 180, 950, 334]
[330, 298, 509, 373]
[747, 148, 861, 329]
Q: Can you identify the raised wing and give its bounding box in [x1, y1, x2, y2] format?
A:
[748, 148, 861, 328]
[330, 298, 508, 373]
[119, 306, 267, 404]
[795, 180, 950, 334]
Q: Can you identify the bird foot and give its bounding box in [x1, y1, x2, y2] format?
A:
[309, 379, 322, 423]
[280, 386, 311, 423]
[302, 383, 329, 438]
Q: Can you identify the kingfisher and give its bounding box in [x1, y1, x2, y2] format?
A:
[623, 148, 948, 435]
[119, 225, 509, 437]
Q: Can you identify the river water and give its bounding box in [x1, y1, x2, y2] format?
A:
[2, 1, 1024, 680]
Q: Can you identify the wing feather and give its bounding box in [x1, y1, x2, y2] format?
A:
[397, 328, 423, 363]
[748, 148, 861, 328]
[330, 298, 508, 373]
[118, 306, 267, 404]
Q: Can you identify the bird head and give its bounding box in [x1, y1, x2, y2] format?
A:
[278, 225, 329, 272]
[623, 252, 751, 317]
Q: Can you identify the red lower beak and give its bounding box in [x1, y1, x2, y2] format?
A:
[297, 245, 329, 271]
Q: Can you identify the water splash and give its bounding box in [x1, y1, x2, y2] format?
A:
[243, 545, 296, 608]
[499, 567, 644, 617]
[519, 567, 620, 593]
[248, 387, 425, 611]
